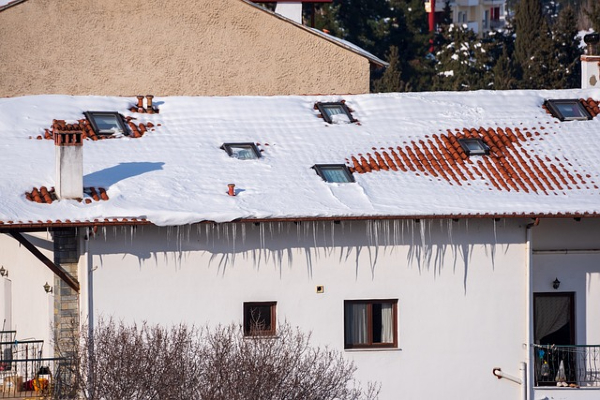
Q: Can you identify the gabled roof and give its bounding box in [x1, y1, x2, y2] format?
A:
[1, 89, 600, 228]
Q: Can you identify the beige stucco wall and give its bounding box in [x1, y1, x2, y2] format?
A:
[0, 0, 370, 97]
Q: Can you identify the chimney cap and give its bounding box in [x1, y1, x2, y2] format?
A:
[584, 33, 599, 46]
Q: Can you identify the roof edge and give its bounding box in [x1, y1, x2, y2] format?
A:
[0, 0, 27, 12]
[1, 212, 598, 230]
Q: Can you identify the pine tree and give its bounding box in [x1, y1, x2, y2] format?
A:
[372, 46, 406, 92]
[584, 0, 600, 32]
[432, 23, 489, 91]
[552, 5, 582, 88]
[514, 0, 556, 89]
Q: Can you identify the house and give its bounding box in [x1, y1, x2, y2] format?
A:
[425, 0, 507, 35]
[0, 0, 385, 97]
[2, 66, 600, 399]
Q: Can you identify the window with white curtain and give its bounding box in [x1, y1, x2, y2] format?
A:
[344, 300, 397, 349]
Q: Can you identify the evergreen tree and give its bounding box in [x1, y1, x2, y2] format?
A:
[372, 46, 406, 92]
[493, 47, 518, 89]
[552, 5, 582, 88]
[432, 23, 490, 91]
[584, 1, 600, 32]
[514, 0, 557, 88]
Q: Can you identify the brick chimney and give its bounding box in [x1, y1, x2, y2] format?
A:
[581, 33, 600, 89]
[54, 131, 83, 200]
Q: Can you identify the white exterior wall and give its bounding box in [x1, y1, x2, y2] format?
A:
[87, 219, 528, 400]
[0, 232, 55, 354]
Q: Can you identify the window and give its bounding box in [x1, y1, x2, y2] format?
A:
[491, 7, 500, 21]
[544, 99, 592, 121]
[344, 300, 397, 349]
[313, 164, 355, 183]
[84, 112, 128, 136]
[458, 138, 489, 156]
[244, 302, 276, 336]
[315, 102, 356, 124]
[221, 143, 261, 160]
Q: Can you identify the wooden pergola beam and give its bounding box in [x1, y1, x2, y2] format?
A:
[8, 231, 80, 293]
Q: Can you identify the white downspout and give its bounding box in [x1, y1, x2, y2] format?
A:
[524, 219, 539, 400]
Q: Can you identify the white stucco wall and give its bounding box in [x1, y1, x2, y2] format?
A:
[0, 232, 55, 354]
[86, 218, 528, 400]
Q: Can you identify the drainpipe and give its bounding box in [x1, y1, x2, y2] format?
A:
[85, 228, 95, 399]
[492, 362, 527, 400]
[524, 218, 539, 400]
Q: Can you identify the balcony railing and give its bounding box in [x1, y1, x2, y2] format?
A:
[533, 344, 600, 387]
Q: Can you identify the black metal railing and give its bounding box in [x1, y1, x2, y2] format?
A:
[534, 344, 600, 387]
[0, 333, 70, 398]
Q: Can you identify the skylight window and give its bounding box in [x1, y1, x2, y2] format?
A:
[221, 143, 261, 160]
[544, 99, 592, 121]
[458, 138, 489, 156]
[313, 164, 355, 183]
[84, 112, 128, 136]
[315, 102, 356, 124]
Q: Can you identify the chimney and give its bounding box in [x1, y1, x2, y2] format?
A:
[55, 131, 83, 200]
[581, 33, 600, 89]
[275, 2, 302, 24]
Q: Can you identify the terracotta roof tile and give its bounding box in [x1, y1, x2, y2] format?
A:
[347, 126, 597, 195]
[24, 187, 110, 204]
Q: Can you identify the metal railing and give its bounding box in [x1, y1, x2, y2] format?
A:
[0, 333, 70, 398]
[533, 344, 600, 387]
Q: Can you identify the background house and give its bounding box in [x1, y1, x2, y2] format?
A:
[0, 0, 384, 97]
[426, 0, 506, 34]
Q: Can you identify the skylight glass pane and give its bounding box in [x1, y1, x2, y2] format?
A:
[93, 114, 123, 134]
[321, 167, 350, 183]
[555, 103, 587, 120]
[230, 145, 258, 160]
[464, 141, 484, 152]
[323, 105, 351, 124]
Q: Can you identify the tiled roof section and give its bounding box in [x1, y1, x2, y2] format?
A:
[541, 98, 600, 118]
[25, 186, 109, 204]
[347, 126, 598, 195]
[35, 118, 156, 141]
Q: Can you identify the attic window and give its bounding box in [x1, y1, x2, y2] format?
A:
[316, 102, 356, 124]
[84, 112, 128, 136]
[313, 164, 355, 183]
[221, 143, 261, 160]
[458, 138, 489, 156]
[544, 99, 592, 121]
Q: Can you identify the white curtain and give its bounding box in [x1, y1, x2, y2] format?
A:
[345, 303, 367, 345]
[380, 303, 393, 343]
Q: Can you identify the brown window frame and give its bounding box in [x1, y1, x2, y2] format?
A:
[243, 301, 277, 336]
[344, 299, 398, 349]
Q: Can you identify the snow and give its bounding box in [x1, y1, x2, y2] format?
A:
[1, 89, 600, 227]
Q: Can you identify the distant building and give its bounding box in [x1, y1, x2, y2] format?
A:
[426, 0, 507, 35]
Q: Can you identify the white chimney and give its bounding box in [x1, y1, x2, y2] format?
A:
[275, 2, 302, 24]
[581, 33, 600, 89]
[55, 131, 83, 200]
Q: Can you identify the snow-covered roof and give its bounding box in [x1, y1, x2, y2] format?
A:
[1, 89, 600, 228]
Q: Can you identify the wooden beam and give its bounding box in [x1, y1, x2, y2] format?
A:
[8, 232, 80, 293]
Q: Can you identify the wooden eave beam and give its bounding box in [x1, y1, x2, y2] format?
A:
[8, 231, 80, 293]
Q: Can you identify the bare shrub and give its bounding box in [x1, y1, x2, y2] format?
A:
[54, 319, 379, 400]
